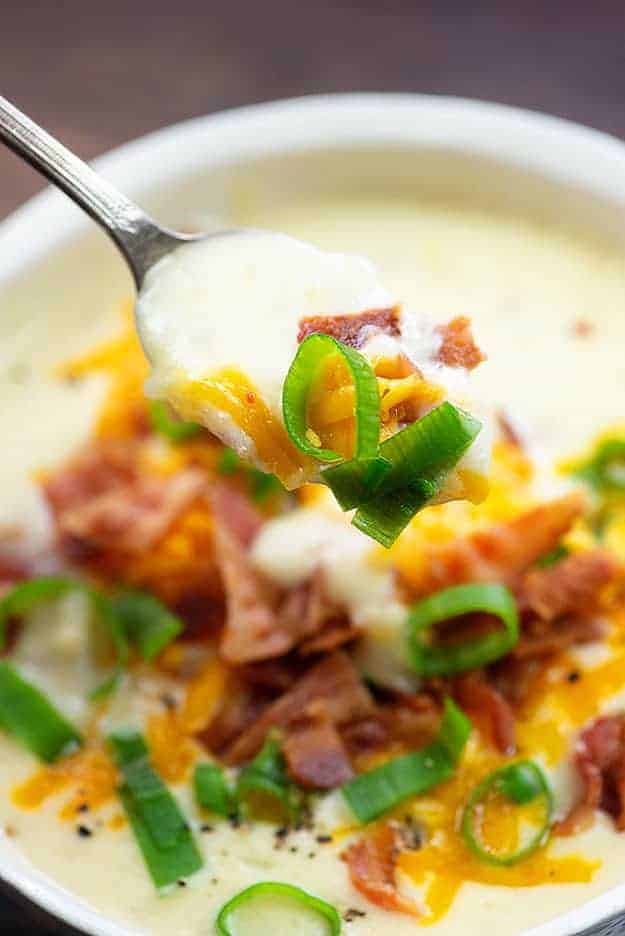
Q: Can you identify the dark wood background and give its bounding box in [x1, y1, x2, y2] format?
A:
[2, 0, 625, 930]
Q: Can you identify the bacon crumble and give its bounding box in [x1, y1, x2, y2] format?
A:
[435, 316, 486, 370]
[557, 714, 625, 835]
[297, 307, 400, 349]
[344, 822, 421, 917]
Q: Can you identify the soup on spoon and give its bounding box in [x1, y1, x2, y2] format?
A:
[137, 230, 491, 545]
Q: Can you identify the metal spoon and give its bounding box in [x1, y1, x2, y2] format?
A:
[0, 94, 207, 289]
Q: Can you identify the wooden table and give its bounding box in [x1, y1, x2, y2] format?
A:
[1, 0, 625, 931]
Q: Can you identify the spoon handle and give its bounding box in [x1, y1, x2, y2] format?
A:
[0, 95, 181, 288]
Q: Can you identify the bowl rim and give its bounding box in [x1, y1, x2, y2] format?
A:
[2, 91, 625, 936]
[2, 91, 625, 284]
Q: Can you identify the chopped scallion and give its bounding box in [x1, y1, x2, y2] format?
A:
[461, 760, 553, 865]
[109, 591, 182, 661]
[0, 661, 81, 762]
[109, 730, 203, 888]
[408, 582, 519, 677]
[216, 882, 341, 936]
[351, 402, 481, 547]
[194, 763, 236, 818]
[236, 732, 302, 822]
[342, 698, 470, 823]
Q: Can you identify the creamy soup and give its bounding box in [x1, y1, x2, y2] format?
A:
[1, 193, 625, 936]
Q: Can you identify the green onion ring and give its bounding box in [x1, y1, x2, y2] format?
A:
[461, 760, 553, 866]
[0, 578, 182, 696]
[236, 732, 302, 822]
[282, 333, 381, 463]
[216, 882, 342, 935]
[408, 582, 519, 677]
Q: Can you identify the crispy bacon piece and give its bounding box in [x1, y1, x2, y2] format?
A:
[517, 551, 617, 622]
[436, 316, 485, 370]
[455, 672, 516, 755]
[60, 469, 206, 554]
[211, 491, 358, 664]
[405, 493, 585, 598]
[223, 651, 374, 764]
[283, 702, 354, 789]
[344, 822, 421, 917]
[295, 569, 360, 655]
[210, 481, 264, 549]
[513, 616, 605, 661]
[44, 440, 206, 555]
[558, 714, 625, 835]
[200, 676, 272, 756]
[44, 440, 137, 514]
[490, 655, 548, 708]
[210, 485, 289, 665]
[297, 307, 400, 349]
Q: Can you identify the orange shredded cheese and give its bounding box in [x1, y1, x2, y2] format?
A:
[12, 747, 118, 820]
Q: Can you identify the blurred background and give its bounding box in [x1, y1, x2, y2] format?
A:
[1, 0, 625, 929]
[2, 0, 625, 220]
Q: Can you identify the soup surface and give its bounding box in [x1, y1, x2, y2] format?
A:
[1, 190, 625, 936]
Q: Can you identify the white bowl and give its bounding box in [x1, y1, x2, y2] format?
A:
[1, 93, 625, 936]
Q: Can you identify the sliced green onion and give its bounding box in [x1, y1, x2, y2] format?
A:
[342, 697, 471, 823]
[149, 400, 201, 443]
[110, 591, 182, 661]
[88, 590, 130, 699]
[0, 661, 81, 762]
[236, 732, 302, 822]
[461, 760, 553, 866]
[322, 455, 391, 511]
[0, 579, 182, 698]
[194, 763, 236, 818]
[282, 333, 381, 463]
[216, 882, 341, 936]
[109, 730, 203, 888]
[570, 437, 625, 493]
[352, 477, 438, 547]
[352, 402, 481, 547]
[0, 578, 130, 697]
[407, 583, 519, 677]
[497, 761, 545, 804]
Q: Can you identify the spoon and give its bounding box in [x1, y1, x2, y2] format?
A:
[0, 94, 210, 289]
